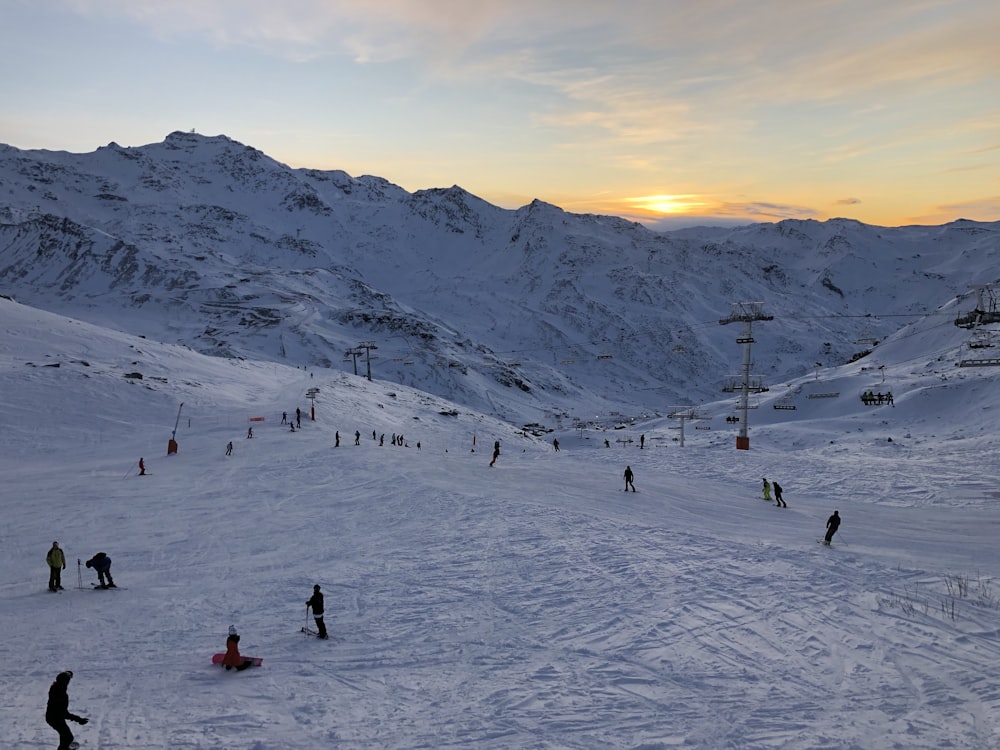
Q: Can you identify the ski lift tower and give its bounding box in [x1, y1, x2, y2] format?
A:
[667, 406, 705, 447]
[720, 302, 773, 450]
[357, 341, 378, 381]
[306, 387, 320, 421]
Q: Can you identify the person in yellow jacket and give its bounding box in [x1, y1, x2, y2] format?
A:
[762, 478, 772, 502]
[47, 541, 66, 591]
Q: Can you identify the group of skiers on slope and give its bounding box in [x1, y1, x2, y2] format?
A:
[234, 412, 424, 454]
[46, 543, 115, 591]
[44, 581, 326, 746]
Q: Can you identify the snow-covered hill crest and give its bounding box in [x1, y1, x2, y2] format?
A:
[1, 132, 999, 423]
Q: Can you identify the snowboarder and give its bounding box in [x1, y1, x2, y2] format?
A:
[46, 671, 88, 750]
[46, 541, 66, 591]
[553, 438, 560, 451]
[773, 481, 786, 508]
[306, 584, 328, 639]
[624, 465, 636, 492]
[762, 478, 772, 501]
[824, 510, 841, 545]
[640, 434, 645, 449]
[354, 430, 361, 445]
[138, 457, 145, 476]
[221, 632, 254, 671]
[85, 552, 115, 588]
[226, 441, 233, 456]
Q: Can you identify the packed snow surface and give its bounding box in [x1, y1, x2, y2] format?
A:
[2, 298, 999, 749]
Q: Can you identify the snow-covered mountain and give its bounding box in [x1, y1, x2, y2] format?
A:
[3, 134, 1000, 747]
[1, 131, 999, 428]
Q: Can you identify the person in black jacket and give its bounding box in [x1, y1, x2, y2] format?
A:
[824, 510, 841, 545]
[624, 465, 636, 492]
[306, 584, 328, 639]
[46, 671, 88, 750]
[773, 481, 786, 508]
[85, 552, 115, 588]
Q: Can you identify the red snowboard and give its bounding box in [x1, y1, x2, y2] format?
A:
[211, 653, 264, 667]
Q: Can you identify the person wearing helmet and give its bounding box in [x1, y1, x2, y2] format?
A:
[45, 671, 88, 749]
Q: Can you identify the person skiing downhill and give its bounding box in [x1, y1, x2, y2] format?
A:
[624, 465, 636, 492]
[45, 671, 88, 750]
[138, 457, 145, 476]
[824, 510, 841, 545]
[773, 481, 786, 508]
[762, 478, 772, 501]
[306, 584, 328, 639]
[46, 541, 66, 591]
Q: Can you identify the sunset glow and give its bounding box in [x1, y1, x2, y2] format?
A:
[0, 1, 997, 228]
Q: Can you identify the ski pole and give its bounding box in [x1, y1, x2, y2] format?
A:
[304, 605, 311, 632]
[77, 559, 83, 590]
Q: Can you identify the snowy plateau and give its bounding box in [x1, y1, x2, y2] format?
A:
[1, 132, 1000, 749]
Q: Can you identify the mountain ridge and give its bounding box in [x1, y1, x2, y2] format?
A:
[1, 131, 998, 424]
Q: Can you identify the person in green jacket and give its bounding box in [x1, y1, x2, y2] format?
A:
[47, 541, 66, 591]
[762, 478, 772, 501]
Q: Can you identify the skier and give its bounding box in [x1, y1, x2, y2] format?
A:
[45, 671, 88, 750]
[247, 426, 253, 439]
[379, 434, 384, 446]
[85, 552, 115, 588]
[296, 408, 301, 428]
[773, 481, 786, 508]
[624, 465, 636, 492]
[604, 438, 610, 448]
[226, 441, 233, 456]
[335, 431, 340, 448]
[138, 457, 145, 476]
[46, 541, 66, 591]
[221, 632, 254, 671]
[489, 440, 500, 467]
[640, 434, 645, 449]
[281, 411, 287, 425]
[762, 478, 772, 501]
[553, 438, 560, 451]
[354, 430, 361, 445]
[306, 584, 329, 639]
[824, 510, 841, 545]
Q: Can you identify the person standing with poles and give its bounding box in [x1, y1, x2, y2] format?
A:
[305, 584, 328, 639]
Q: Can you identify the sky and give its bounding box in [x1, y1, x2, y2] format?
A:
[3, 296, 1000, 748]
[1, 0, 998, 228]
